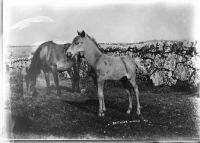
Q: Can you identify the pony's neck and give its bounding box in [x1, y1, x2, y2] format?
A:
[84, 36, 103, 68]
[27, 60, 41, 79]
[27, 67, 37, 80]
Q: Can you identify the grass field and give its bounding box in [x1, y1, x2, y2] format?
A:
[9, 70, 200, 141]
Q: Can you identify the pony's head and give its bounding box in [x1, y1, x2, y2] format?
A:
[67, 30, 86, 57]
[25, 67, 36, 96]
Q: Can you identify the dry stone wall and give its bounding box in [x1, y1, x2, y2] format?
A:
[7, 40, 199, 88]
[99, 40, 198, 87]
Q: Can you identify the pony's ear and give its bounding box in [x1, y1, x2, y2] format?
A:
[77, 30, 81, 36]
[77, 30, 85, 37]
[80, 30, 85, 37]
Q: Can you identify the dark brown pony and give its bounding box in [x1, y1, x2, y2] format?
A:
[25, 41, 79, 96]
[67, 31, 146, 117]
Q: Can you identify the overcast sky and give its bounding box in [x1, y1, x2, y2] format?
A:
[4, 0, 195, 45]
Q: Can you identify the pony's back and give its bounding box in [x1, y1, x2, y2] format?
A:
[27, 41, 72, 77]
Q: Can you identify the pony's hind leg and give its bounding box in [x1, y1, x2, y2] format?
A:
[102, 97, 106, 112]
[125, 89, 132, 114]
[97, 79, 105, 117]
[52, 66, 61, 96]
[129, 79, 141, 116]
[120, 77, 133, 114]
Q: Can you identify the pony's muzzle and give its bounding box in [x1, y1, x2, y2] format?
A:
[79, 51, 85, 58]
[66, 52, 72, 58]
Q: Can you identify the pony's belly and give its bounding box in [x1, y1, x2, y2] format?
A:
[57, 60, 74, 71]
[103, 71, 127, 80]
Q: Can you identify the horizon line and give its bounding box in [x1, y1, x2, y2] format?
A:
[7, 39, 196, 47]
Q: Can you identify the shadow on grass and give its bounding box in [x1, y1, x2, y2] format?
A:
[63, 99, 98, 115]
[63, 99, 140, 121]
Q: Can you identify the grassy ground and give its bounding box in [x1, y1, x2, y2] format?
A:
[9, 70, 200, 141]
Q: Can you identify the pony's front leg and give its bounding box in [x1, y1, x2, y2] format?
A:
[97, 79, 105, 117]
[52, 66, 61, 96]
[44, 71, 50, 93]
[67, 69, 75, 92]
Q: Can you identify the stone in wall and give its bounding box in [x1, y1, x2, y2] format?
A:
[176, 55, 186, 63]
[144, 59, 153, 73]
[168, 77, 177, 86]
[154, 54, 164, 68]
[173, 63, 188, 81]
[164, 45, 171, 53]
[163, 53, 176, 71]
[150, 71, 168, 86]
[150, 71, 161, 86]
[144, 53, 155, 60]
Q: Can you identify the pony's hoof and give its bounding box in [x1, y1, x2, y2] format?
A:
[136, 110, 141, 116]
[98, 112, 104, 117]
[126, 109, 131, 114]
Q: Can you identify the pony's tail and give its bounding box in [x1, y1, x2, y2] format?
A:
[135, 57, 147, 74]
[25, 45, 43, 82]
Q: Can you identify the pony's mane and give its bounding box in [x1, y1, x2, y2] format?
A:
[86, 34, 101, 49]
